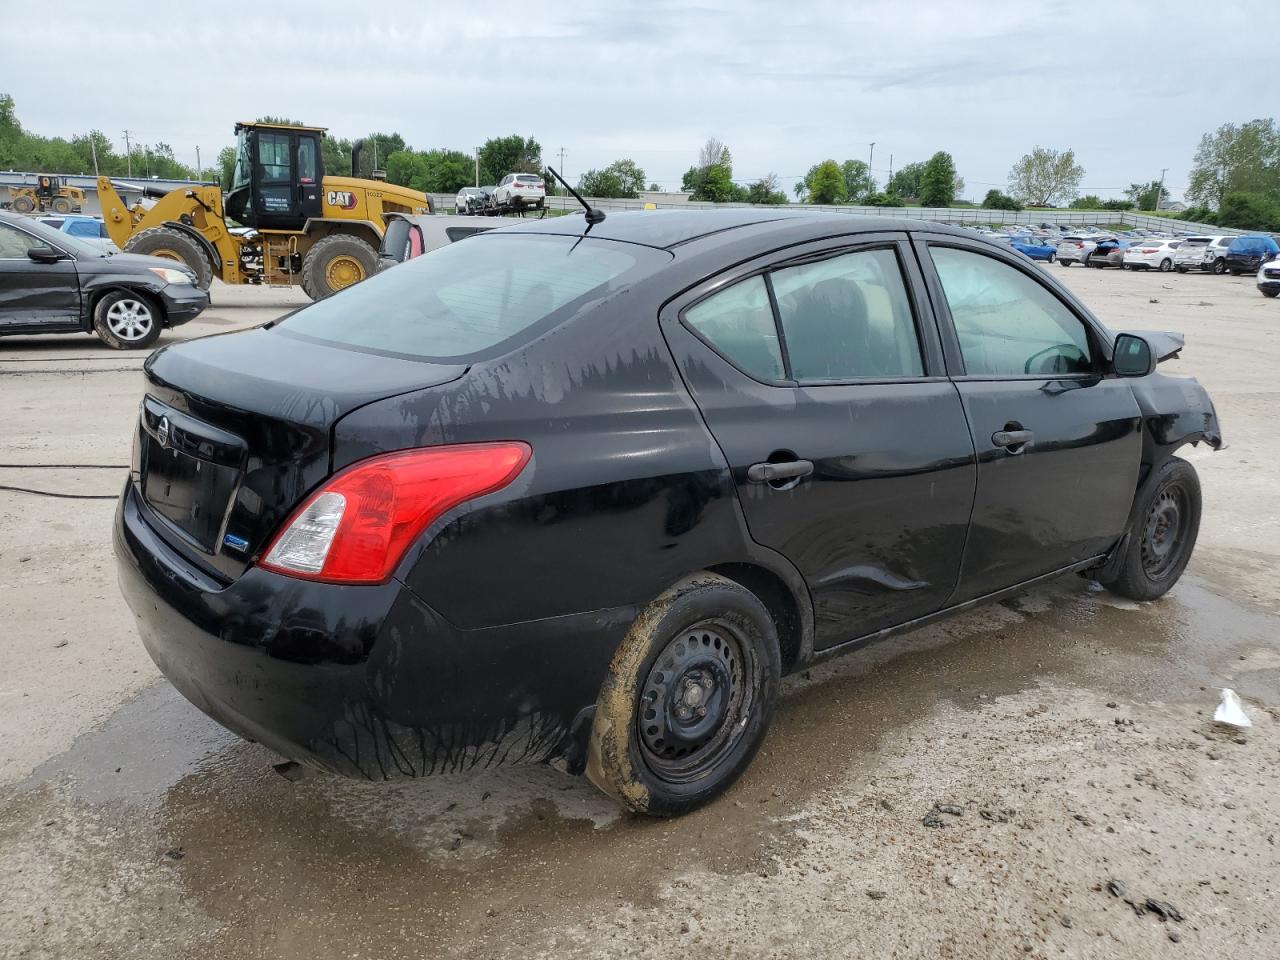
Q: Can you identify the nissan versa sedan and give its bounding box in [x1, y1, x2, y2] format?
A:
[114, 210, 1221, 816]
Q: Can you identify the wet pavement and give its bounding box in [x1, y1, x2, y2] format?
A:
[2, 269, 1278, 959]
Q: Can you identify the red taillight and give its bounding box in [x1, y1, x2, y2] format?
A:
[259, 442, 532, 584]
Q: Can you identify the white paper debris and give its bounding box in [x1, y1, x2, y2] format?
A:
[1213, 688, 1252, 728]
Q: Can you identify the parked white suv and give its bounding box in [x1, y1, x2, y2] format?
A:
[1174, 236, 1233, 275]
[493, 174, 546, 209]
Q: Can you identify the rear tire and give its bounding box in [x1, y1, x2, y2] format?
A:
[300, 234, 378, 300]
[586, 573, 781, 817]
[93, 290, 162, 350]
[1159, 258, 1172, 272]
[1263, 289, 1279, 298]
[1047, 252, 1056, 263]
[125, 227, 213, 290]
[11, 196, 34, 214]
[50, 197, 73, 215]
[1098, 457, 1201, 602]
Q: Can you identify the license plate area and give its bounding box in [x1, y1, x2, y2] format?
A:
[140, 398, 247, 553]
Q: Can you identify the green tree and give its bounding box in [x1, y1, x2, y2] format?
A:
[1007, 146, 1084, 206]
[805, 160, 848, 204]
[646, 182, 661, 192]
[579, 159, 648, 199]
[1124, 180, 1169, 210]
[217, 146, 237, 189]
[385, 150, 428, 190]
[981, 189, 1022, 211]
[1069, 194, 1105, 209]
[478, 135, 541, 185]
[865, 191, 905, 207]
[1187, 119, 1280, 208]
[839, 159, 873, 203]
[420, 149, 474, 194]
[745, 174, 788, 205]
[1216, 191, 1280, 231]
[887, 161, 927, 200]
[682, 138, 738, 201]
[919, 151, 958, 207]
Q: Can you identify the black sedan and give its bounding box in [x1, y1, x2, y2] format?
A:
[114, 209, 1221, 816]
[0, 210, 208, 349]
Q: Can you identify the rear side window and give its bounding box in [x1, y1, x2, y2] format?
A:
[279, 234, 654, 361]
[931, 247, 1093, 377]
[772, 249, 923, 381]
[444, 226, 490, 242]
[684, 276, 784, 381]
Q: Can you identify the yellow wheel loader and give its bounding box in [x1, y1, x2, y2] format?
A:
[97, 122, 432, 299]
[9, 175, 86, 215]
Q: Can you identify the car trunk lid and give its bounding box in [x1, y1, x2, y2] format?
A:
[136, 328, 466, 581]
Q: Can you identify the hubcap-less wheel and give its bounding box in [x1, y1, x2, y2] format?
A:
[325, 254, 366, 290]
[638, 621, 757, 783]
[1141, 485, 1190, 581]
[104, 297, 154, 342]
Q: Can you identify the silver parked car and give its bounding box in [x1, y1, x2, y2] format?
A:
[376, 214, 512, 271]
[1174, 236, 1233, 274]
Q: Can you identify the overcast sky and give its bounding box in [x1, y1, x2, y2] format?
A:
[9, 2, 1273, 200]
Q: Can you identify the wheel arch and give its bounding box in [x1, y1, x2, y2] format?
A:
[706, 561, 811, 674]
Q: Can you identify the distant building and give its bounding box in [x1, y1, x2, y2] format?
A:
[1158, 199, 1187, 213]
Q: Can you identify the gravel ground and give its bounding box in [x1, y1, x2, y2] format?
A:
[0, 267, 1276, 960]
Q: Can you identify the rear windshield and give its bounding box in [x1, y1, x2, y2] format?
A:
[515, 175, 541, 183]
[277, 233, 662, 361]
[1182, 238, 1210, 245]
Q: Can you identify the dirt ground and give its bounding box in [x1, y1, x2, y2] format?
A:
[1, 267, 1276, 960]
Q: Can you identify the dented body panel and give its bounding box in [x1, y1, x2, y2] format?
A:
[114, 210, 1222, 781]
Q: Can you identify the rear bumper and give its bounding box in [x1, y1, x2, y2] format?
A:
[158, 284, 210, 327]
[114, 482, 631, 779]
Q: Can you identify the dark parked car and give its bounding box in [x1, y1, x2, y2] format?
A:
[0, 210, 208, 348]
[1224, 234, 1280, 275]
[114, 210, 1221, 816]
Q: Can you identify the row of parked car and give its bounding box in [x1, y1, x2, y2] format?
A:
[454, 174, 548, 215]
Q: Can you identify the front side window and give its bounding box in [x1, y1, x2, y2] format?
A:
[684, 275, 784, 381]
[931, 247, 1093, 377]
[255, 132, 293, 213]
[0, 223, 37, 258]
[772, 248, 923, 381]
[297, 138, 317, 184]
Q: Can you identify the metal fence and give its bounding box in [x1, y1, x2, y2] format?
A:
[428, 193, 1241, 237]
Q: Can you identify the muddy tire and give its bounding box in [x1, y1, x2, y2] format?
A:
[92, 290, 162, 350]
[1099, 457, 1201, 602]
[50, 197, 73, 215]
[301, 234, 378, 300]
[11, 195, 34, 214]
[586, 573, 781, 817]
[125, 227, 213, 290]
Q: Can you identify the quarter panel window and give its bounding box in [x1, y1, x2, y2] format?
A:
[684, 275, 785, 381]
[931, 247, 1093, 377]
[772, 248, 923, 381]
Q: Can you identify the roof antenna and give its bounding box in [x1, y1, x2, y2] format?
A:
[545, 166, 605, 225]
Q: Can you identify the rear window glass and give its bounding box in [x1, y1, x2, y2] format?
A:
[515, 175, 541, 183]
[277, 233, 658, 361]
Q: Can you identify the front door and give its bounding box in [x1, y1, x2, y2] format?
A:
[917, 237, 1143, 602]
[662, 235, 977, 647]
[0, 222, 79, 328]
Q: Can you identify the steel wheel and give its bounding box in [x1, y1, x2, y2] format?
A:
[637, 620, 759, 783]
[1140, 483, 1191, 581]
[104, 297, 155, 342]
[324, 254, 366, 290]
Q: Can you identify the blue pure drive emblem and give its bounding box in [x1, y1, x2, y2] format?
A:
[222, 533, 250, 553]
[156, 416, 171, 448]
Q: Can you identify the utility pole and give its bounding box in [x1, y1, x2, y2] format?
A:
[888, 153, 893, 185]
[195, 146, 201, 182]
[868, 142, 876, 192]
[90, 137, 99, 176]
[556, 147, 567, 197]
[123, 130, 133, 176]
[475, 146, 480, 187]
[1155, 167, 1168, 211]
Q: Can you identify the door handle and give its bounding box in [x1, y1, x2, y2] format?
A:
[747, 460, 814, 484]
[992, 429, 1034, 452]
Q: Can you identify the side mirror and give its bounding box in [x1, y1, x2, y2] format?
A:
[27, 245, 66, 264]
[1113, 333, 1154, 377]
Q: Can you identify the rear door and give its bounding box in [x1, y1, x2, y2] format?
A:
[0, 221, 79, 328]
[661, 234, 977, 648]
[915, 235, 1142, 602]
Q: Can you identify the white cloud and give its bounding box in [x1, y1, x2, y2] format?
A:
[8, 1, 1272, 198]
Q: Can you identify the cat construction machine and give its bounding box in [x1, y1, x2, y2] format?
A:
[97, 122, 432, 299]
[8, 175, 86, 214]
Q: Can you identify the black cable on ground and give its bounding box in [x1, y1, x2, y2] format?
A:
[0, 485, 117, 501]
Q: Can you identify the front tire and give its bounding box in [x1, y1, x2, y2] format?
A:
[586, 573, 781, 817]
[1262, 288, 1279, 298]
[301, 234, 378, 300]
[1211, 259, 1227, 275]
[1099, 457, 1201, 602]
[11, 195, 34, 214]
[125, 227, 213, 290]
[50, 197, 73, 215]
[93, 290, 162, 350]
[1047, 252, 1056, 263]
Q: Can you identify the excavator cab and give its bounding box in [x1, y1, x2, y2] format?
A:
[224, 122, 325, 230]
